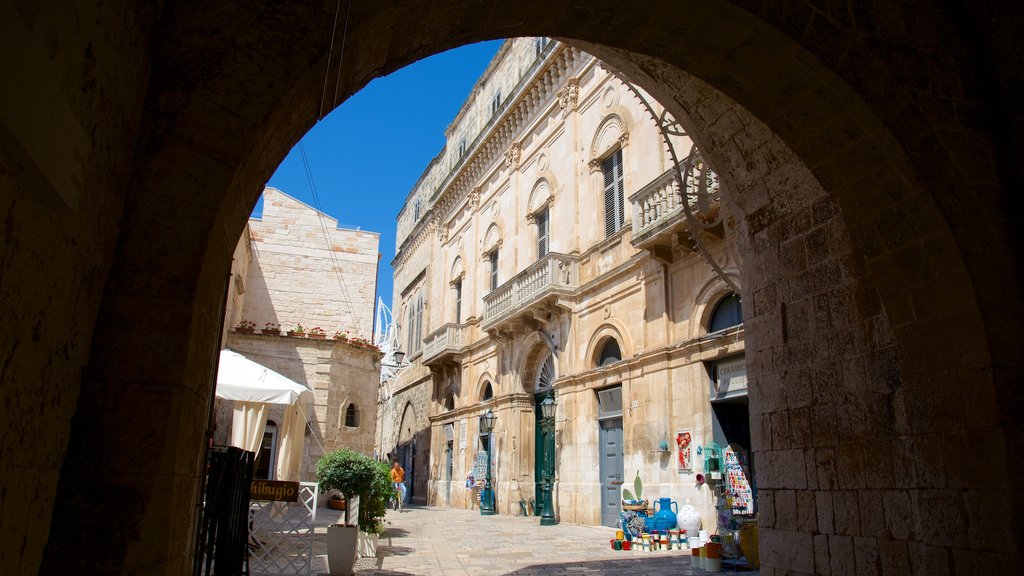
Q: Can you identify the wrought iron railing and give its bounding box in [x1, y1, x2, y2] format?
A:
[422, 323, 466, 363]
[482, 253, 578, 328]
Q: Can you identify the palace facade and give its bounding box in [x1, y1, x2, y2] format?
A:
[380, 39, 753, 528]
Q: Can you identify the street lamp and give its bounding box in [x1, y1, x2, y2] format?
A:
[539, 392, 557, 526]
[479, 408, 497, 516]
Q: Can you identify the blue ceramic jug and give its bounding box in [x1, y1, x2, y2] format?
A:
[652, 497, 679, 532]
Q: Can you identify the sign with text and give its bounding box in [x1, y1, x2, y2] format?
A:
[711, 356, 748, 400]
[250, 480, 300, 502]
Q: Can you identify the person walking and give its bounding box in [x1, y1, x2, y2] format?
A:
[390, 461, 406, 512]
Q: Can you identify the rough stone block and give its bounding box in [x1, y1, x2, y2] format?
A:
[882, 490, 914, 541]
[828, 534, 856, 576]
[833, 490, 861, 536]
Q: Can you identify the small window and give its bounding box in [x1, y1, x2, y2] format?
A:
[602, 149, 625, 237]
[535, 37, 547, 57]
[444, 394, 455, 411]
[413, 199, 422, 221]
[458, 138, 467, 157]
[345, 404, 359, 427]
[709, 293, 743, 332]
[253, 422, 278, 480]
[536, 208, 550, 258]
[454, 279, 463, 324]
[598, 338, 622, 367]
[489, 250, 499, 291]
[491, 91, 502, 115]
[482, 382, 493, 401]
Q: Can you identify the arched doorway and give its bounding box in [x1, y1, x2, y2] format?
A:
[2, 3, 1020, 574]
[532, 353, 556, 519]
[396, 403, 417, 504]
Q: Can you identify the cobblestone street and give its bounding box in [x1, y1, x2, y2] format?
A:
[310, 505, 756, 576]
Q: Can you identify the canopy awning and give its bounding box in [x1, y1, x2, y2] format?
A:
[215, 349, 313, 405]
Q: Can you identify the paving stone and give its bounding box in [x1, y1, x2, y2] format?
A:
[306, 505, 760, 575]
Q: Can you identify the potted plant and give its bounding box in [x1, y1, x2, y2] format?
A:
[234, 320, 256, 334]
[308, 326, 327, 339]
[262, 322, 281, 336]
[328, 493, 346, 511]
[287, 323, 306, 338]
[334, 330, 348, 341]
[316, 449, 391, 574]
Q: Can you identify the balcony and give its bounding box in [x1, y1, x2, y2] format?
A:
[629, 157, 722, 263]
[482, 252, 578, 332]
[421, 323, 467, 366]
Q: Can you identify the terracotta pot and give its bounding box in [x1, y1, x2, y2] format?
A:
[308, 333, 326, 339]
[261, 329, 281, 336]
[235, 327, 254, 335]
[328, 498, 346, 510]
[287, 331, 305, 338]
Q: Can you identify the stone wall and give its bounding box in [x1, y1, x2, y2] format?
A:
[222, 333, 379, 479]
[246, 187, 379, 339]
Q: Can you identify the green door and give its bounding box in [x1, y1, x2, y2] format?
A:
[534, 392, 555, 515]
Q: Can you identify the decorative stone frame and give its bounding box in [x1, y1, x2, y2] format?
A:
[525, 178, 555, 223]
[450, 256, 465, 286]
[517, 332, 558, 395]
[481, 222, 503, 260]
[691, 272, 743, 338]
[588, 113, 631, 173]
[477, 373, 496, 402]
[584, 322, 631, 369]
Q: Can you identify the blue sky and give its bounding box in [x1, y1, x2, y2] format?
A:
[261, 40, 503, 313]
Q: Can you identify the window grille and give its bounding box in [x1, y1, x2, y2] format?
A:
[603, 149, 625, 237]
[536, 208, 549, 258]
[345, 404, 359, 427]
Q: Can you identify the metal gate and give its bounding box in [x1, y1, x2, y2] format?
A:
[247, 482, 319, 575]
[194, 446, 254, 576]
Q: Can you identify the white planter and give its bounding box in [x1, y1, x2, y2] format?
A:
[357, 531, 379, 558]
[327, 525, 358, 576]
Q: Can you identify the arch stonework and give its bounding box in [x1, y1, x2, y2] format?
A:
[584, 322, 632, 369]
[1, 1, 1021, 574]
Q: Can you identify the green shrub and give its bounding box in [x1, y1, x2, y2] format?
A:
[316, 449, 391, 531]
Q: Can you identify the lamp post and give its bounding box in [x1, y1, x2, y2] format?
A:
[479, 408, 497, 516]
[539, 392, 557, 526]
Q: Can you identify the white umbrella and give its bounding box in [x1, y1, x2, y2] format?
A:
[216, 349, 313, 405]
[216, 349, 313, 481]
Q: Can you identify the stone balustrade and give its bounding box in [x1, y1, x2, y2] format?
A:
[482, 253, 578, 330]
[421, 323, 466, 364]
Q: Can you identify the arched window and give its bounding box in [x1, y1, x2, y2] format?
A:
[598, 338, 622, 366]
[443, 394, 455, 411]
[345, 404, 359, 427]
[709, 292, 744, 332]
[481, 382, 493, 401]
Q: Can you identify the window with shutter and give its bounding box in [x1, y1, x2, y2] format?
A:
[536, 208, 549, 258]
[489, 250, 499, 291]
[454, 279, 462, 324]
[415, 294, 424, 352]
[602, 149, 625, 237]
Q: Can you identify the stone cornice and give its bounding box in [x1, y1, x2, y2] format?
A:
[395, 44, 588, 267]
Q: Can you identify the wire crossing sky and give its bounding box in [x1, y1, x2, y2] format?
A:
[263, 40, 503, 310]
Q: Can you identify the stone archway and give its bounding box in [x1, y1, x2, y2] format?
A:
[2, 1, 1021, 574]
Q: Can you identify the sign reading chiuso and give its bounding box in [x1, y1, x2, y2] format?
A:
[250, 480, 300, 502]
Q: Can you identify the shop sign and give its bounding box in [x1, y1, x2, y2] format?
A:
[250, 480, 300, 502]
[711, 356, 747, 400]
